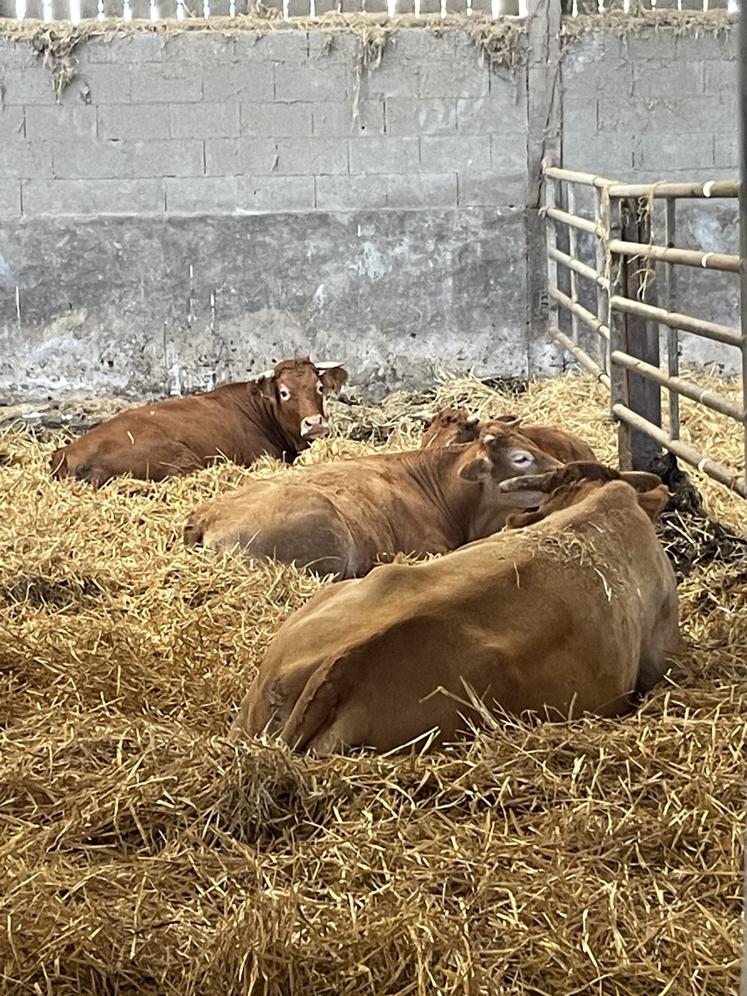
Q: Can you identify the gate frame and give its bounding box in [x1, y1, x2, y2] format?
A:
[541, 161, 747, 500]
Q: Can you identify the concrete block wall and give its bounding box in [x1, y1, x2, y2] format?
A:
[561, 27, 740, 374]
[0, 29, 527, 218]
[0, 21, 740, 400]
[561, 28, 737, 181]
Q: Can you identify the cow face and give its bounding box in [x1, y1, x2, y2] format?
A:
[419, 407, 481, 448]
[458, 425, 562, 495]
[258, 358, 348, 445]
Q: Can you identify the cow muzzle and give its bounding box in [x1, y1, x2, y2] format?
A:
[300, 415, 330, 440]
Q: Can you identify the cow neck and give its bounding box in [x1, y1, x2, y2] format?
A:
[405, 446, 477, 547]
[231, 382, 301, 462]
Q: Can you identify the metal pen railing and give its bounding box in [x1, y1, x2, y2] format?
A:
[542, 161, 746, 499]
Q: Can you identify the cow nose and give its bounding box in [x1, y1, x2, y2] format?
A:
[300, 415, 329, 439]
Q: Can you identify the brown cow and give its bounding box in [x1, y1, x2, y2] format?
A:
[419, 407, 597, 463]
[50, 358, 348, 486]
[185, 423, 562, 579]
[418, 407, 480, 448]
[230, 462, 679, 755]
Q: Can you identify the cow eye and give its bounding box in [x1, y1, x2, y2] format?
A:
[279, 386, 291, 401]
[316, 382, 324, 395]
[511, 450, 533, 468]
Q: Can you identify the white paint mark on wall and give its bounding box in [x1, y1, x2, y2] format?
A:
[350, 242, 388, 281]
[311, 283, 328, 310]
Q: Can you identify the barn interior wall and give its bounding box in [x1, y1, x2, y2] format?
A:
[0, 22, 738, 401]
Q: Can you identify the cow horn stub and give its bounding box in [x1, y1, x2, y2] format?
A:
[465, 414, 480, 426]
[314, 361, 343, 371]
[255, 369, 275, 381]
[483, 433, 496, 443]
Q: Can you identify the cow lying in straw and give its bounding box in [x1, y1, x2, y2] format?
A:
[50, 358, 348, 486]
[184, 422, 562, 579]
[229, 462, 680, 755]
[419, 407, 598, 463]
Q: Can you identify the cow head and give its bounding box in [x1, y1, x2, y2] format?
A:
[255, 358, 348, 446]
[418, 407, 481, 448]
[458, 424, 562, 491]
[498, 462, 668, 526]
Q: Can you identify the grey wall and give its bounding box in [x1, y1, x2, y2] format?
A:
[561, 27, 740, 374]
[0, 21, 740, 401]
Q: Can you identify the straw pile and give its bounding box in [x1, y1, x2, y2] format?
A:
[0, 372, 744, 995]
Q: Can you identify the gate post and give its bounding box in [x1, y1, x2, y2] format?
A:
[616, 197, 663, 471]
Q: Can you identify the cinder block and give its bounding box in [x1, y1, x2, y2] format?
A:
[249, 30, 309, 65]
[633, 62, 705, 101]
[98, 104, 169, 141]
[0, 141, 53, 180]
[65, 64, 133, 104]
[130, 63, 203, 103]
[353, 61, 418, 100]
[0, 179, 22, 217]
[274, 137, 348, 175]
[312, 99, 384, 137]
[130, 139, 205, 177]
[308, 31, 360, 64]
[52, 140, 132, 179]
[676, 32, 736, 61]
[633, 132, 714, 171]
[458, 171, 526, 207]
[456, 94, 526, 134]
[201, 63, 274, 103]
[420, 135, 490, 174]
[0, 40, 34, 72]
[0, 68, 58, 106]
[385, 172, 457, 208]
[703, 59, 738, 93]
[204, 137, 279, 176]
[617, 28, 678, 62]
[389, 28, 457, 61]
[79, 33, 164, 64]
[491, 133, 527, 173]
[243, 175, 315, 211]
[349, 136, 419, 174]
[164, 175, 240, 212]
[385, 97, 457, 136]
[25, 105, 97, 141]
[159, 31, 241, 64]
[714, 132, 738, 168]
[0, 107, 26, 141]
[561, 96, 597, 138]
[22, 177, 163, 215]
[170, 102, 240, 139]
[242, 101, 314, 138]
[419, 61, 489, 99]
[315, 173, 387, 210]
[597, 94, 724, 134]
[562, 131, 633, 177]
[561, 45, 632, 95]
[274, 63, 350, 102]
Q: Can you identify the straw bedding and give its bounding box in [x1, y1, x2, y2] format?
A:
[0, 372, 744, 995]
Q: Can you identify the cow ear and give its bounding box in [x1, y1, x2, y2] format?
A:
[319, 366, 348, 394]
[636, 484, 670, 523]
[459, 457, 493, 482]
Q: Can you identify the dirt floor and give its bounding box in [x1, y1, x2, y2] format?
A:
[0, 372, 744, 995]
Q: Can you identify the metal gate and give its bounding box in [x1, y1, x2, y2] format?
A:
[541, 160, 747, 500]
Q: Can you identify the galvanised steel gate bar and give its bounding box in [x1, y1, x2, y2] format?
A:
[541, 161, 747, 500]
